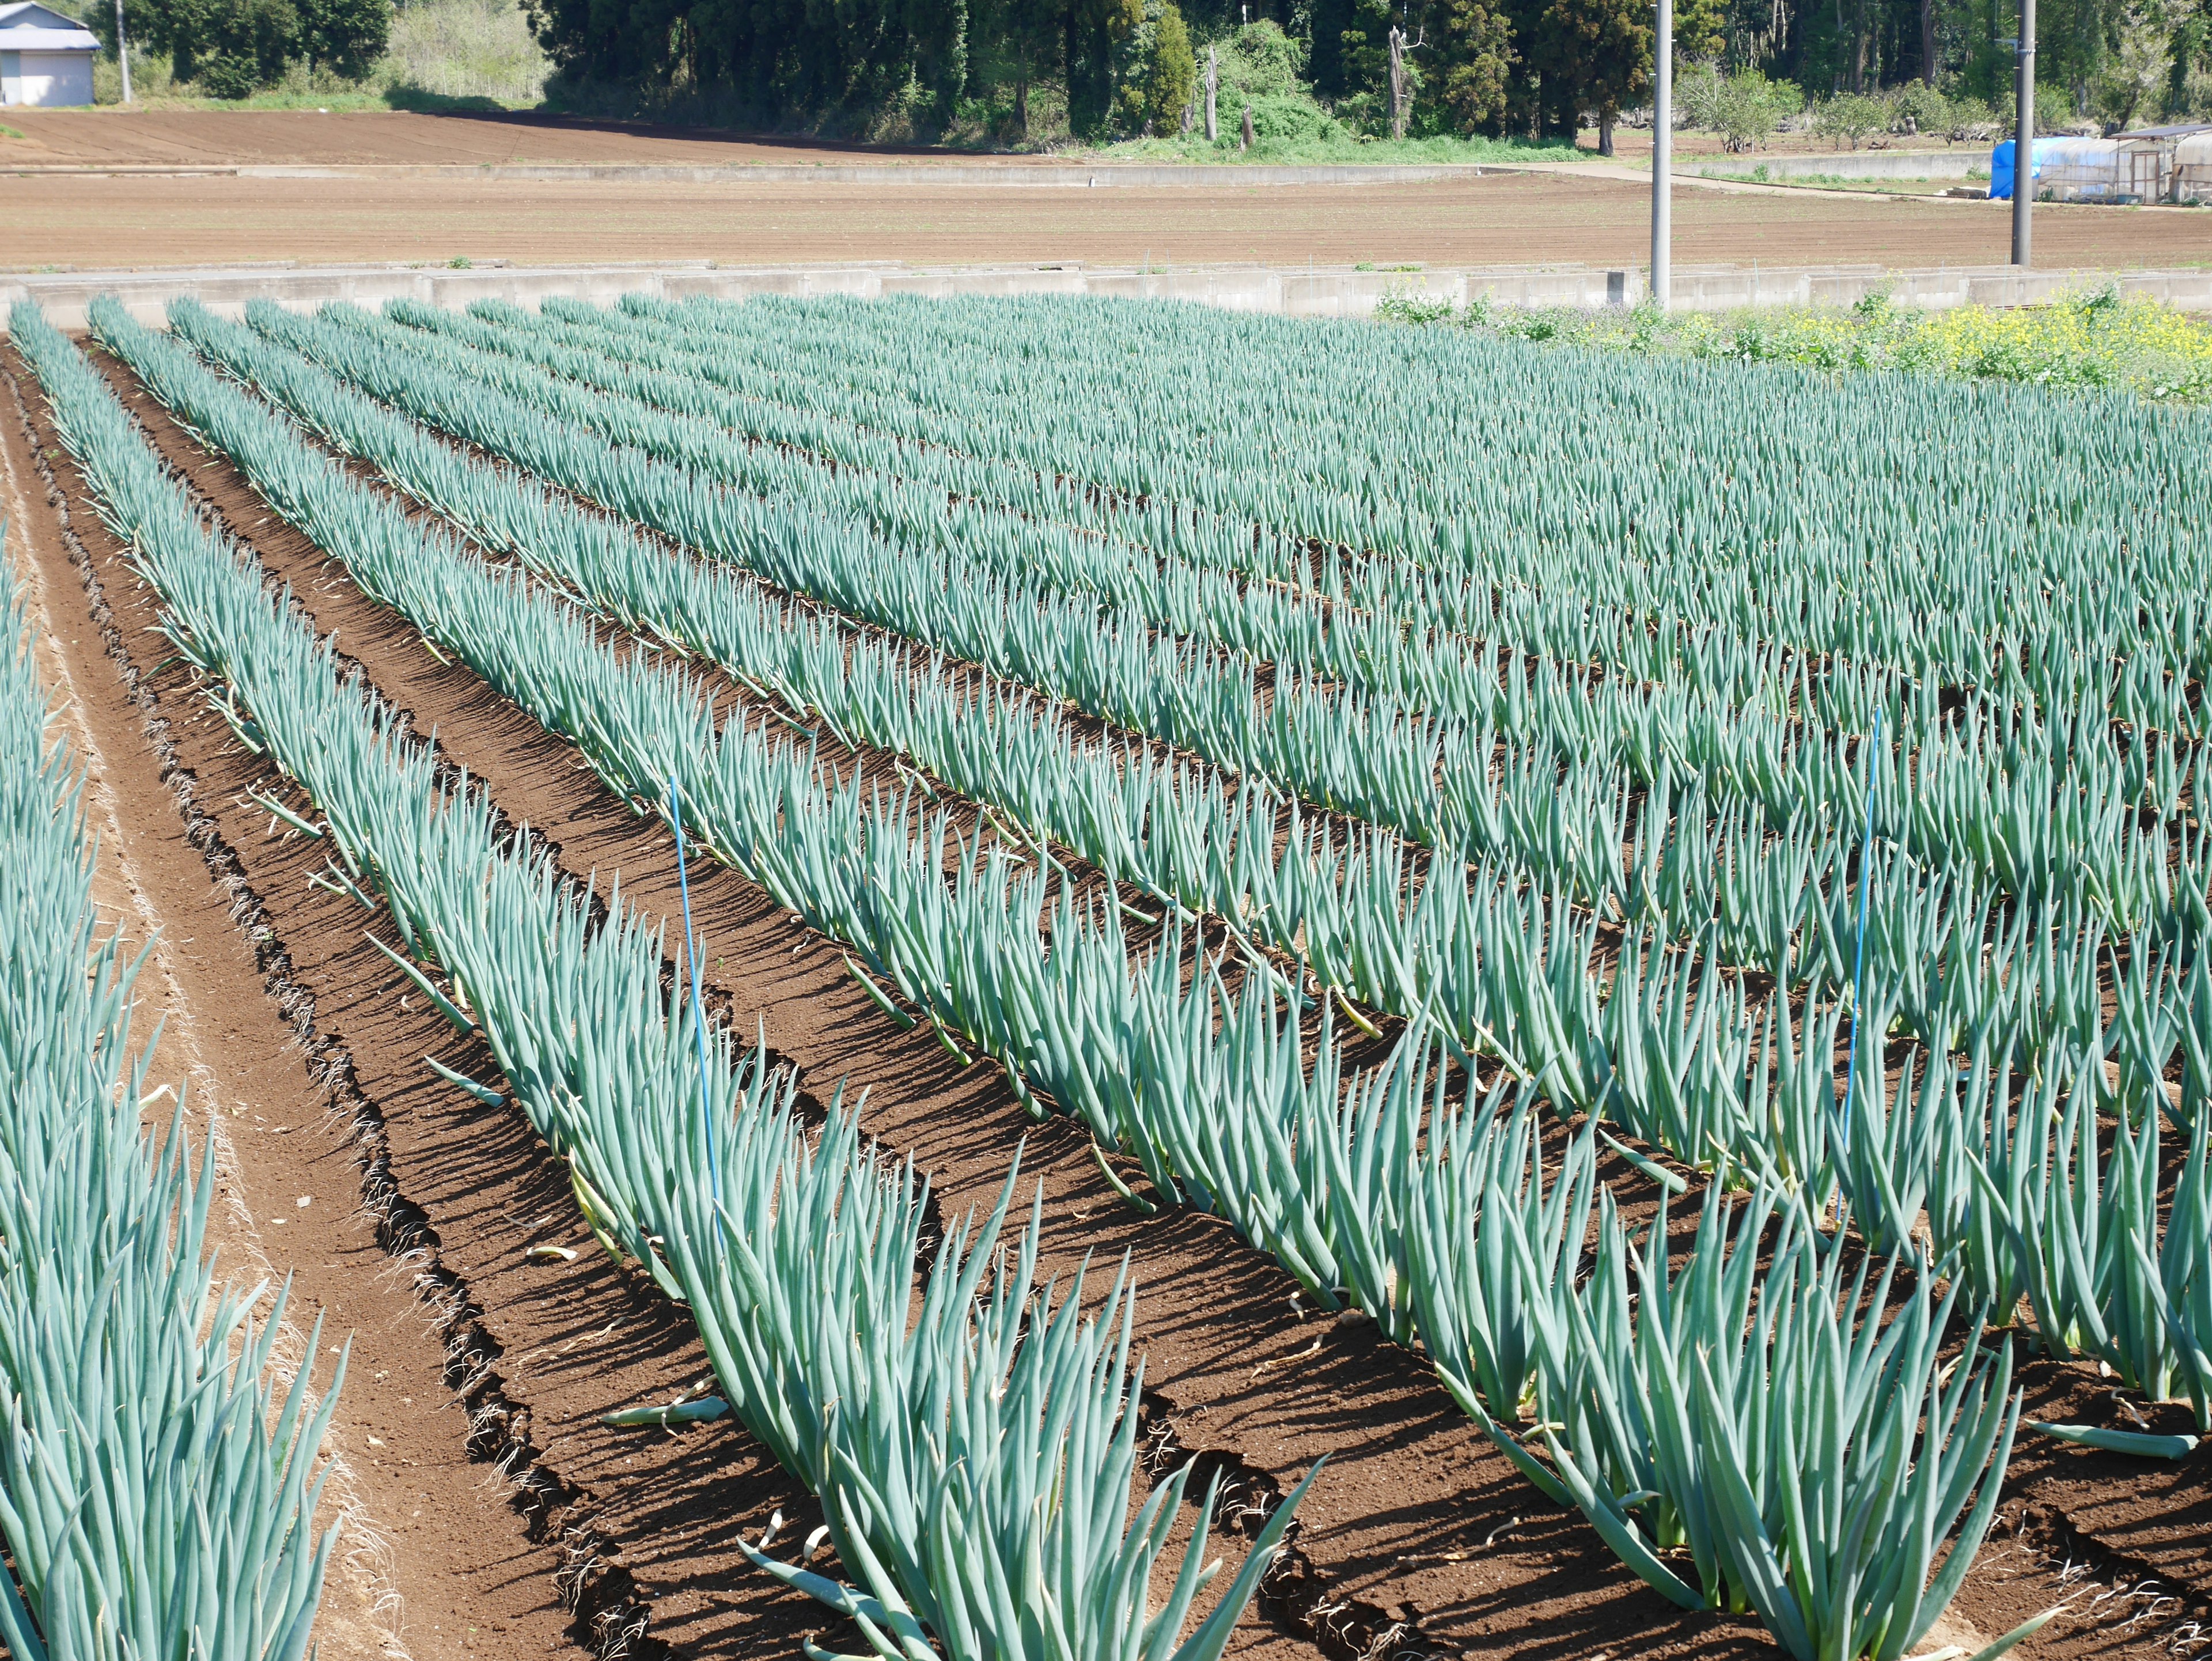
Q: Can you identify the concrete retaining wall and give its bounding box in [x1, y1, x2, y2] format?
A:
[6, 256, 2207, 331]
[13, 153, 1973, 186]
[12, 160, 1522, 188]
[1694, 150, 1983, 180]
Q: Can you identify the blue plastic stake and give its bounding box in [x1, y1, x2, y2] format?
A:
[1839, 705, 1884, 1164]
[668, 775, 721, 1240]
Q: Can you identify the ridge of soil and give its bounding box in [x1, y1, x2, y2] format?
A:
[77, 339, 1775, 1661]
[3, 346, 844, 1661]
[16, 320, 2208, 1661]
[1, 354, 589, 1661]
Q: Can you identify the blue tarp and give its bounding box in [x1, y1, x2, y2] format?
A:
[1990, 137, 2066, 199]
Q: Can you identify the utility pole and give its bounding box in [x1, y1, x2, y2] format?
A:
[113, 0, 132, 101]
[2011, 0, 2034, 266]
[1652, 0, 1672, 308]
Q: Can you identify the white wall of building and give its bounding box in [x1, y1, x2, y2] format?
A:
[1, 47, 95, 104]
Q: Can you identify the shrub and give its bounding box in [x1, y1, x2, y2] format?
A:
[1718, 68, 1796, 149]
[1889, 80, 1950, 135]
[1677, 65, 1797, 149]
[1677, 60, 1726, 130]
[378, 0, 549, 104]
[1815, 91, 1887, 147]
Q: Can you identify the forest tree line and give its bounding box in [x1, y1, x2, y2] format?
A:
[520, 0, 2209, 141]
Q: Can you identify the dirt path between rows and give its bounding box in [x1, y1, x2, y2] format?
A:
[94, 330, 2212, 1660]
[3, 343, 857, 1661]
[71, 335, 1786, 1661]
[11, 307, 2208, 1661]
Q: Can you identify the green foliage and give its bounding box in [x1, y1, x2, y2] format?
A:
[1680, 63, 1800, 147]
[1, 312, 349, 1661]
[1530, 0, 1652, 129]
[1145, 2, 1196, 130]
[1887, 76, 1950, 133]
[54, 293, 1319, 1661]
[1385, 285, 2212, 404]
[101, 0, 390, 92]
[1814, 88, 1888, 145]
[1673, 0, 1726, 60]
[378, 0, 549, 105]
[48, 268, 2212, 1661]
[1427, 0, 1516, 131]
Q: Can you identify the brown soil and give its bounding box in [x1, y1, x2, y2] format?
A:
[0, 107, 1967, 171]
[1, 351, 583, 1661]
[6, 313, 2208, 1661]
[2, 345, 843, 1661]
[3, 168, 2206, 275]
[0, 109, 1020, 169]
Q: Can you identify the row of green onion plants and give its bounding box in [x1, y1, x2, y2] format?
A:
[442, 297, 1842, 720]
[251, 297, 2212, 1126]
[387, 292, 2204, 905]
[0, 523, 343, 1661]
[14, 297, 1309, 1661]
[518, 289, 2157, 746]
[614, 290, 2210, 732]
[350, 295, 2212, 1005]
[77, 294, 2212, 1655]
[168, 295, 2209, 1183]
[145, 294, 2212, 1431]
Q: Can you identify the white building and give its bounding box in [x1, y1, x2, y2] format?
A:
[0, 2, 99, 107]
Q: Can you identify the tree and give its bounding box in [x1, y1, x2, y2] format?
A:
[1145, 1, 1196, 127]
[1675, 0, 1725, 59]
[1066, 0, 1139, 134]
[1387, 21, 1419, 134]
[295, 0, 389, 77]
[1429, 0, 1516, 129]
[1531, 0, 1652, 152]
[123, 0, 387, 90]
[1814, 88, 1885, 143]
[1308, 0, 1355, 91]
[1337, 0, 1395, 105]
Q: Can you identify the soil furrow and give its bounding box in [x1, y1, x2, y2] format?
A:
[45, 326, 2211, 1661]
[78, 340, 1780, 1661]
[6, 342, 843, 1661]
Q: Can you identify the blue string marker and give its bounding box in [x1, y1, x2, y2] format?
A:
[1839, 705, 1884, 1168]
[668, 774, 721, 1240]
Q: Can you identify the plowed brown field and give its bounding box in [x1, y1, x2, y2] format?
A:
[2, 109, 2205, 273]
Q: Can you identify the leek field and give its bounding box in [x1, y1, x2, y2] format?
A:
[5, 285, 2209, 1661]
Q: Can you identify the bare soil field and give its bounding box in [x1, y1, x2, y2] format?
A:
[5, 107, 2196, 274]
[3, 166, 2205, 274]
[0, 107, 1967, 171]
[0, 108, 987, 169]
[6, 293, 2210, 1661]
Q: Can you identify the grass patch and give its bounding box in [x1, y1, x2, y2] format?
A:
[1084, 131, 1584, 165]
